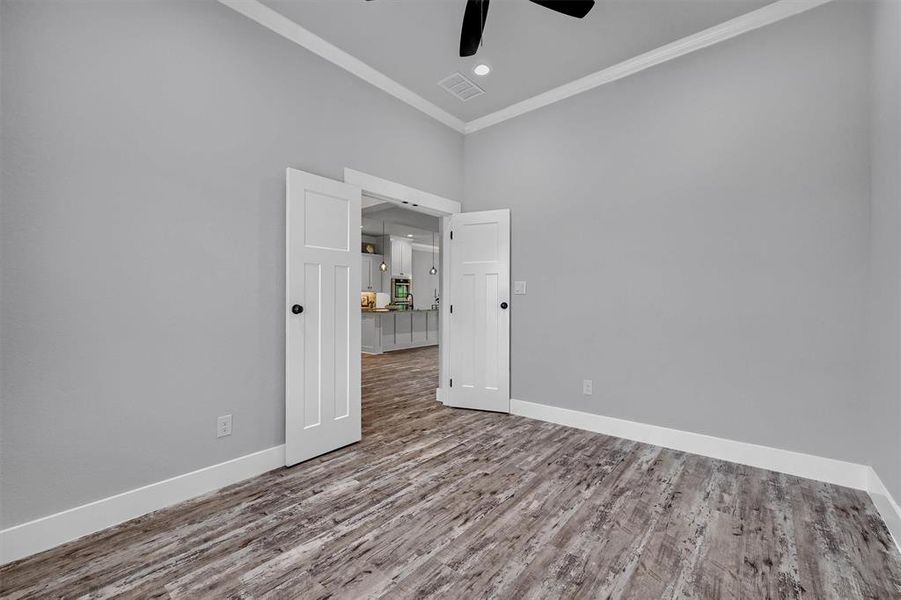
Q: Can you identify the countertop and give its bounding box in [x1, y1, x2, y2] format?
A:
[361, 308, 439, 313]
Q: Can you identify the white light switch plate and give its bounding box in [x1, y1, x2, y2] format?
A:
[582, 379, 593, 395]
[513, 281, 527, 295]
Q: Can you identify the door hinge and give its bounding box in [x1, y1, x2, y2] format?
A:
[450, 378, 453, 388]
[450, 231, 453, 240]
[450, 305, 453, 314]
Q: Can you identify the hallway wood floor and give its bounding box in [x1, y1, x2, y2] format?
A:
[2, 346, 900, 599]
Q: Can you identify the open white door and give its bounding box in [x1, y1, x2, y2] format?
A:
[446, 209, 510, 413]
[286, 168, 361, 466]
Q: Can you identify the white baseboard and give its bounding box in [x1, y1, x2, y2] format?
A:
[511, 399, 901, 553]
[867, 467, 901, 552]
[510, 399, 867, 489]
[0, 445, 285, 566]
[4, 402, 900, 565]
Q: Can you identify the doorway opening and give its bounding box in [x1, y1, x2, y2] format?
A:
[344, 167, 460, 407]
[285, 167, 508, 467]
[360, 203, 442, 354]
[359, 201, 443, 435]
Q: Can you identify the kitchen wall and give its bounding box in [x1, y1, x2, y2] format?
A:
[412, 248, 440, 308]
[0, 0, 463, 528]
[464, 1, 874, 466]
[867, 0, 901, 500]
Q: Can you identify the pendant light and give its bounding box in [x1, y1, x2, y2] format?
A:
[379, 220, 388, 272]
[429, 231, 438, 275]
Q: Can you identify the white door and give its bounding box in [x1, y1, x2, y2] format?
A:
[286, 168, 361, 466]
[446, 209, 510, 413]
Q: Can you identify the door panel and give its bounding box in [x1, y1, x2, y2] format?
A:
[484, 272, 499, 390]
[286, 168, 361, 466]
[396, 311, 412, 344]
[382, 313, 396, 349]
[412, 311, 428, 343]
[334, 264, 351, 419]
[302, 263, 321, 429]
[447, 210, 510, 413]
[427, 310, 439, 341]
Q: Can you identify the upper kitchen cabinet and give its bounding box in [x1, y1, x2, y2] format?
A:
[390, 237, 413, 278]
[361, 253, 385, 292]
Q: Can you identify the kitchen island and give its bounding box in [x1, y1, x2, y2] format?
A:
[361, 309, 439, 354]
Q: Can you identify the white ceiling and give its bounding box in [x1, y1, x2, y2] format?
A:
[261, 0, 774, 122]
[362, 204, 440, 246]
[362, 220, 439, 246]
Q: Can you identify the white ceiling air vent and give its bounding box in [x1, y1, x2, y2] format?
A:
[437, 72, 485, 102]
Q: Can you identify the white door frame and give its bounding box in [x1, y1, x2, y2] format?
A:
[343, 168, 461, 403]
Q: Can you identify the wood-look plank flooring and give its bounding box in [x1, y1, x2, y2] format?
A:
[2, 346, 900, 599]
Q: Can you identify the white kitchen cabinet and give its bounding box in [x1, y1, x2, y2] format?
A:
[395, 311, 413, 345]
[362, 310, 438, 354]
[361, 254, 385, 292]
[412, 311, 428, 344]
[427, 309, 439, 341]
[362, 313, 381, 353]
[402, 243, 412, 277]
[380, 313, 396, 349]
[389, 240, 399, 277]
[390, 237, 412, 278]
[361, 255, 372, 291]
[401, 242, 413, 277]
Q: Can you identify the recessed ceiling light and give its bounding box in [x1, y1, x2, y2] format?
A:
[406, 234, 414, 238]
[473, 64, 491, 76]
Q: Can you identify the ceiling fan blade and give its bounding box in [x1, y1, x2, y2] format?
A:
[460, 0, 489, 57]
[528, 0, 594, 19]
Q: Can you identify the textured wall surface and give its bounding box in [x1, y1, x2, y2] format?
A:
[464, 2, 873, 467]
[867, 0, 901, 500]
[0, 0, 462, 527]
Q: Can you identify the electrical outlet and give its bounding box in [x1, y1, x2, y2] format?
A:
[217, 414, 233, 438]
[513, 281, 527, 295]
[582, 379, 593, 395]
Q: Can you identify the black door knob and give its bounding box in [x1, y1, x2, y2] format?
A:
[500, 302, 508, 310]
[292, 304, 304, 314]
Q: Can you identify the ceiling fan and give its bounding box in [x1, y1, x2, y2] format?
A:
[365, 0, 596, 58]
[459, 0, 595, 57]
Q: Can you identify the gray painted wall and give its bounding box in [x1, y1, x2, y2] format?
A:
[464, 1, 874, 466]
[0, 0, 463, 527]
[2, 0, 897, 533]
[867, 0, 901, 500]
[412, 248, 440, 309]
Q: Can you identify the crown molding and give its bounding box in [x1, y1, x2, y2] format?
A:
[221, 0, 833, 137]
[217, 0, 466, 133]
[464, 0, 834, 134]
